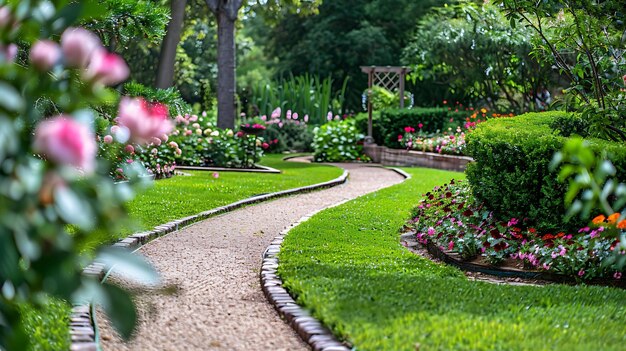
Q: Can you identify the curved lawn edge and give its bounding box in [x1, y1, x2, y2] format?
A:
[70, 163, 348, 351]
[260, 167, 410, 351]
[277, 168, 626, 351]
[175, 164, 281, 174]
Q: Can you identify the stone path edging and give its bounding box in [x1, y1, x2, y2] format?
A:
[175, 164, 281, 174]
[69, 168, 349, 351]
[260, 166, 410, 351]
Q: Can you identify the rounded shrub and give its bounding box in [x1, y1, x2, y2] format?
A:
[313, 119, 366, 162]
[465, 112, 626, 232]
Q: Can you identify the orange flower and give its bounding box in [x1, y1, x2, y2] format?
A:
[608, 213, 620, 224]
[592, 214, 606, 224]
[618, 220, 626, 229]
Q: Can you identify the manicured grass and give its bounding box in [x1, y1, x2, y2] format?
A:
[278, 167, 626, 351]
[124, 154, 341, 236]
[27, 154, 341, 350]
[19, 299, 71, 351]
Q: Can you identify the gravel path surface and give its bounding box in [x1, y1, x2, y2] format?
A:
[98, 161, 405, 351]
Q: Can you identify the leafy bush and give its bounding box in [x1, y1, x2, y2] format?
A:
[465, 112, 626, 232]
[313, 119, 368, 162]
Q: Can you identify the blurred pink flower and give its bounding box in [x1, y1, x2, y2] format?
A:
[262, 142, 269, 149]
[286, 110, 292, 119]
[124, 144, 134, 154]
[30, 40, 61, 71]
[85, 49, 129, 86]
[117, 97, 173, 144]
[271, 107, 281, 119]
[103, 135, 113, 144]
[0, 6, 11, 28]
[0, 43, 17, 62]
[175, 148, 182, 156]
[61, 27, 101, 68]
[304, 114, 309, 123]
[212, 172, 219, 179]
[33, 116, 96, 174]
[293, 112, 298, 120]
[150, 137, 162, 146]
[615, 272, 622, 279]
[189, 114, 198, 122]
[327, 112, 332, 121]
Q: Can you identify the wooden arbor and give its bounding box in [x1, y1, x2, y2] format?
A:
[360, 66, 412, 144]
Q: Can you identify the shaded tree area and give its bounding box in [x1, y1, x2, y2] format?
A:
[266, 0, 449, 111]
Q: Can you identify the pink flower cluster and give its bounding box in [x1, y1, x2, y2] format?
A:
[116, 97, 173, 144]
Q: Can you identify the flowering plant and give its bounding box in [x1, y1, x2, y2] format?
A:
[399, 126, 467, 155]
[0, 3, 162, 347]
[254, 107, 314, 153]
[410, 180, 625, 280]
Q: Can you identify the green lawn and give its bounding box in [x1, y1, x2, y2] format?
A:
[124, 154, 341, 235]
[278, 167, 626, 351]
[24, 154, 341, 351]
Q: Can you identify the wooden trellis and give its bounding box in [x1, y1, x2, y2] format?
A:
[361, 66, 411, 143]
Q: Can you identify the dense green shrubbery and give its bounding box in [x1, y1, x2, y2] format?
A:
[313, 119, 367, 162]
[466, 112, 626, 232]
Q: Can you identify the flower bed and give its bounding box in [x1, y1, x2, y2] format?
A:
[408, 180, 626, 282]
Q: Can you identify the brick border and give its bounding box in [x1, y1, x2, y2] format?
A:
[70, 169, 348, 351]
[261, 167, 409, 351]
[364, 144, 473, 172]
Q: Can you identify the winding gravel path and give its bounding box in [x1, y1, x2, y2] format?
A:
[98, 161, 405, 350]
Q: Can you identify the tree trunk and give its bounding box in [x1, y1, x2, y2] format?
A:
[216, 10, 236, 129]
[156, 0, 187, 89]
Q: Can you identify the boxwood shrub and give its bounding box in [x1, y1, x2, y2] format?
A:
[466, 112, 626, 232]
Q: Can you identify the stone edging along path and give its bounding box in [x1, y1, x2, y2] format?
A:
[69, 165, 348, 351]
[260, 167, 410, 351]
[176, 164, 281, 174]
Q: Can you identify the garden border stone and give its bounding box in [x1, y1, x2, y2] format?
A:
[364, 144, 472, 171]
[261, 167, 410, 351]
[175, 164, 281, 174]
[70, 165, 348, 351]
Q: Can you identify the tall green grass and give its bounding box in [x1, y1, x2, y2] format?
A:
[252, 74, 348, 125]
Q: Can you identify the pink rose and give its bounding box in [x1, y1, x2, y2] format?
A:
[293, 112, 298, 120]
[117, 97, 173, 144]
[103, 135, 113, 144]
[124, 144, 135, 154]
[85, 49, 129, 86]
[304, 114, 309, 123]
[212, 172, 219, 179]
[33, 116, 96, 174]
[61, 27, 101, 68]
[30, 40, 62, 71]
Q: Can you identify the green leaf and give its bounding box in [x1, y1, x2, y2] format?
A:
[101, 282, 137, 340]
[53, 186, 94, 230]
[96, 247, 160, 286]
[0, 83, 24, 112]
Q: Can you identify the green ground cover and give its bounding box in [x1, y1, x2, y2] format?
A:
[278, 167, 626, 351]
[23, 154, 341, 351]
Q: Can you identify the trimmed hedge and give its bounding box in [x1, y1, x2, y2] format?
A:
[356, 108, 469, 148]
[466, 112, 626, 232]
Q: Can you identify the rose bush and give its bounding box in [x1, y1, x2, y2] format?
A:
[0, 2, 162, 348]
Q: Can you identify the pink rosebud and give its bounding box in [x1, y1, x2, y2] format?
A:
[189, 114, 198, 122]
[286, 110, 292, 119]
[30, 40, 62, 71]
[202, 111, 207, 117]
[262, 142, 269, 149]
[33, 116, 96, 174]
[448, 241, 454, 250]
[160, 134, 169, 142]
[427, 227, 435, 236]
[278, 122, 283, 128]
[117, 97, 173, 144]
[261, 115, 267, 121]
[61, 27, 101, 68]
[150, 137, 162, 146]
[304, 114, 309, 123]
[124, 144, 135, 154]
[175, 148, 182, 156]
[0, 7, 11, 28]
[578, 269, 585, 277]
[85, 49, 129, 86]
[327, 112, 333, 121]
[212, 172, 219, 179]
[168, 141, 178, 148]
[110, 125, 120, 135]
[103, 135, 113, 144]
[0, 43, 17, 62]
[271, 107, 281, 119]
[293, 112, 298, 120]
